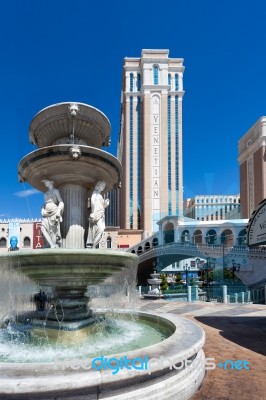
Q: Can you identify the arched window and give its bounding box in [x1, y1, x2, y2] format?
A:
[144, 242, 150, 251]
[152, 237, 159, 247]
[23, 237, 31, 247]
[175, 74, 179, 90]
[137, 246, 143, 255]
[0, 237, 7, 248]
[153, 65, 159, 85]
[106, 236, 112, 249]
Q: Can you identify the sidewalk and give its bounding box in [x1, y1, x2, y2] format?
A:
[137, 300, 266, 400]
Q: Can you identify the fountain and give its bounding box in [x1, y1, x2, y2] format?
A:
[143, 272, 164, 299]
[0, 102, 206, 399]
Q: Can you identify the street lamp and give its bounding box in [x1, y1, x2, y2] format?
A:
[152, 258, 163, 274]
[231, 260, 240, 279]
[201, 257, 215, 286]
[183, 263, 190, 287]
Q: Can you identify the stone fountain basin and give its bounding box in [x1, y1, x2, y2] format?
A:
[2, 249, 137, 288]
[0, 311, 205, 400]
[147, 279, 162, 285]
[18, 144, 121, 193]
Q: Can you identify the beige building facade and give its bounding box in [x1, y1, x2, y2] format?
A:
[185, 195, 241, 221]
[0, 219, 121, 252]
[238, 116, 266, 218]
[118, 49, 185, 238]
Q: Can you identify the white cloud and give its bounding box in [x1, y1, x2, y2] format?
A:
[14, 189, 40, 198]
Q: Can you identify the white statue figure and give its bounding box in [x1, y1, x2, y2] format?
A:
[41, 179, 64, 248]
[86, 181, 109, 249]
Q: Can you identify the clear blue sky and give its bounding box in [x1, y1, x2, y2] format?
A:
[1, 0, 265, 219]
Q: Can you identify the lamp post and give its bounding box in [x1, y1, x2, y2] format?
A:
[195, 257, 200, 284]
[183, 263, 190, 287]
[231, 260, 240, 279]
[202, 257, 215, 286]
[152, 258, 163, 274]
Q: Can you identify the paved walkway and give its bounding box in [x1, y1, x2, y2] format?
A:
[137, 299, 266, 400]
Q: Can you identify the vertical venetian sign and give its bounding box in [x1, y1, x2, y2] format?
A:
[152, 95, 160, 230]
[33, 222, 44, 249]
[8, 221, 20, 251]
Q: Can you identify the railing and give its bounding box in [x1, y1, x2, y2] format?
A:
[139, 283, 265, 304]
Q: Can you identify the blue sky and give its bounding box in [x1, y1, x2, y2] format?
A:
[1, 0, 265, 219]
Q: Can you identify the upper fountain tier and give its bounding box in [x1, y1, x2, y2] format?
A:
[29, 102, 111, 149]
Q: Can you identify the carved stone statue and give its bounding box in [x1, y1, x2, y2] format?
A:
[41, 180, 64, 248]
[86, 181, 109, 249]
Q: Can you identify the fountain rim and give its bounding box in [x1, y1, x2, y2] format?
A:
[0, 311, 206, 399]
[0, 311, 205, 371]
[0, 248, 139, 261]
[29, 101, 111, 147]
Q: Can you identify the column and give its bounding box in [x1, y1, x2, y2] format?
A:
[60, 184, 88, 248]
[222, 285, 228, 303]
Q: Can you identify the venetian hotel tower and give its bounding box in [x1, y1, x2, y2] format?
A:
[118, 49, 185, 237]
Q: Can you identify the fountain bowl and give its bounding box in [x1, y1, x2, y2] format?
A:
[0, 311, 205, 400]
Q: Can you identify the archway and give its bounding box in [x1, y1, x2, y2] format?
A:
[163, 222, 174, 244]
[193, 230, 203, 244]
[238, 229, 246, 245]
[181, 230, 190, 244]
[221, 229, 234, 246]
[206, 229, 217, 245]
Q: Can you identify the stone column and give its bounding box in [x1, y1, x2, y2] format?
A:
[222, 285, 228, 303]
[60, 184, 88, 248]
[195, 285, 199, 302]
[187, 286, 192, 302]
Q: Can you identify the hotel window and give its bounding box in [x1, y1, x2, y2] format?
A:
[130, 73, 134, 92]
[153, 65, 159, 85]
[168, 74, 171, 86]
[175, 74, 179, 90]
[137, 74, 141, 91]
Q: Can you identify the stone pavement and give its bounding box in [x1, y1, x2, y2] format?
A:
[136, 299, 266, 400]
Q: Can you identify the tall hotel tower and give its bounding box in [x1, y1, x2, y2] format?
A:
[118, 49, 185, 237]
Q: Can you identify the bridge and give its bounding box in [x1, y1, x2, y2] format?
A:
[127, 216, 266, 287]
